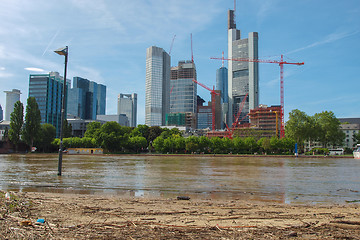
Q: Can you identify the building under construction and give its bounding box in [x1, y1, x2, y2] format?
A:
[248, 104, 281, 138]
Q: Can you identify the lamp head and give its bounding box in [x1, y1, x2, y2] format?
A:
[54, 46, 68, 56]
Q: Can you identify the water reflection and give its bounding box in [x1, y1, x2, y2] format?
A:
[0, 154, 359, 204]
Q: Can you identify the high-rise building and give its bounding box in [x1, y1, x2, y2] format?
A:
[228, 10, 259, 126]
[29, 72, 67, 137]
[4, 89, 21, 121]
[145, 46, 170, 126]
[67, 77, 106, 120]
[0, 104, 3, 121]
[170, 61, 197, 114]
[117, 93, 137, 127]
[216, 66, 228, 128]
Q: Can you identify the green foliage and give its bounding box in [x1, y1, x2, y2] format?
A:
[9, 101, 24, 151]
[285, 109, 314, 150]
[244, 137, 258, 154]
[84, 122, 101, 138]
[22, 97, 41, 150]
[63, 119, 73, 138]
[353, 131, 360, 144]
[313, 111, 345, 147]
[128, 136, 147, 153]
[148, 126, 163, 143]
[98, 121, 128, 152]
[258, 137, 271, 154]
[152, 136, 164, 153]
[35, 123, 56, 152]
[306, 148, 329, 155]
[185, 136, 199, 153]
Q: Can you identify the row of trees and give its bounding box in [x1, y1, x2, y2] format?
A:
[6, 98, 72, 152]
[285, 110, 346, 151]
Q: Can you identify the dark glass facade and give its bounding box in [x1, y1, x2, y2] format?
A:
[67, 77, 106, 120]
[29, 72, 68, 137]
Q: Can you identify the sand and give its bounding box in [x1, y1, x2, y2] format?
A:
[1, 191, 360, 239]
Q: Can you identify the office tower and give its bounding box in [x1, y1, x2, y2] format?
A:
[117, 93, 137, 127]
[4, 89, 21, 121]
[170, 60, 197, 129]
[145, 46, 170, 126]
[170, 61, 197, 113]
[216, 66, 228, 128]
[67, 77, 106, 120]
[228, 10, 259, 126]
[0, 104, 3, 121]
[29, 72, 67, 137]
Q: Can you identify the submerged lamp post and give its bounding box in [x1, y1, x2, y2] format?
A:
[54, 46, 68, 176]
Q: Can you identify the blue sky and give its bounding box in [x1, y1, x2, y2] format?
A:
[0, 0, 359, 124]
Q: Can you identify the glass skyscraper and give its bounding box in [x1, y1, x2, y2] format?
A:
[0, 104, 3, 121]
[228, 10, 259, 126]
[145, 46, 170, 126]
[170, 61, 197, 114]
[67, 77, 106, 120]
[216, 67, 228, 128]
[29, 72, 67, 137]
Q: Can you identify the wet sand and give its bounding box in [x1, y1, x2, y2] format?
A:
[1, 191, 360, 239]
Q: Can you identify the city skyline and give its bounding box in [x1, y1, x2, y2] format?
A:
[0, 0, 359, 125]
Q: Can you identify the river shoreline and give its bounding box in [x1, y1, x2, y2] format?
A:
[1, 191, 360, 239]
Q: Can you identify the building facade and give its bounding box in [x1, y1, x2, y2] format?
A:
[0, 105, 3, 121]
[216, 67, 228, 128]
[145, 46, 171, 126]
[67, 77, 106, 120]
[4, 89, 21, 121]
[29, 72, 68, 137]
[96, 114, 129, 126]
[228, 10, 259, 126]
[117, 93, 137, 127]
[170, 61, 197, 114]
[339, 118, 360, 149]
[248, 105, 281, 138]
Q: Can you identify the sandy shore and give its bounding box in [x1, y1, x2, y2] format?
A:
[1, 191, 360, 239]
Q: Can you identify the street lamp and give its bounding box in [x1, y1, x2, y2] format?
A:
[54, 46, 68, 176]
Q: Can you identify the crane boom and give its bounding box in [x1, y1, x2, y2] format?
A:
[211, 54, 304, 138]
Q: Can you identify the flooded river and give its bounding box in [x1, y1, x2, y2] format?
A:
[1, 154, 359, 204]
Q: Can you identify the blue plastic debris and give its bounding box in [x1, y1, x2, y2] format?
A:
[37, 219, 45, 223]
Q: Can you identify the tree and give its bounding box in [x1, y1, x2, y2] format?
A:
[285, 109, 314, 151]
[128, 136, 147, 153]
[244, 137, 258, 154]
[152, 136, 164, 153]
[313, 111, 345, 147]
[22, 97, 41, 150]
[98, 121, 128, 152]
[84, 122, 101, 138]
[353, 131, 360, 145]
[148, 126, 163, 143]
[63, 119, 73, 138]
[35, 123, 56, 152]
[258, 137, 271, 154]
[9, 101, 24, 152]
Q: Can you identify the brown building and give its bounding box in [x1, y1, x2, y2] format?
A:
[248, 105, 281, 138]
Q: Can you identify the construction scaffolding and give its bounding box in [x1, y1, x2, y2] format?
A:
[248, 105, 281, 138]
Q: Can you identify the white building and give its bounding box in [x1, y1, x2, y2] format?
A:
[145, 46, 170, 126]
[4, 89, 21, 121]
[118, 93, 137, 127]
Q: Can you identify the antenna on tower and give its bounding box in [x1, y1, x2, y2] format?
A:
[234, 0, 236, 22]
[222, 51, 224, 68]
[191, 33, 194, 63]
[169, 34, 176, 55]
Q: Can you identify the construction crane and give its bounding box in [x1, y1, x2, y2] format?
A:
[192, 79, 220, 131]
[211, 54, 304, 138]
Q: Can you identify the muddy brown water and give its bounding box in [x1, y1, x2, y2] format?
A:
[1, 154, 359, 204]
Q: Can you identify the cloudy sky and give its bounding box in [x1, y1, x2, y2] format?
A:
[1, 0, 359, 124]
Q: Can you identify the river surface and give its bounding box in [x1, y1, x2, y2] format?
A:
[1, 154, 359, 204]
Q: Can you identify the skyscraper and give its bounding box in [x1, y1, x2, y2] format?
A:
[170, 61, 197, 114]
[117, 93, 137, 127]
[228, 10, 259, 126]
[4, 89, 21, 121]
[216, 66, 228, 128]
[0, 104, 3, 121]
[145, 46, 170, 126]
[29, 72, 67, 137]
[67, 77, 106, 120]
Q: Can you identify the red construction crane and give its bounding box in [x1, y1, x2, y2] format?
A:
[211, 55, 304, 138]
[192, 79, 220, 131]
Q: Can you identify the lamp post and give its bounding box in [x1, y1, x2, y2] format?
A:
[54, 46, 68, 176]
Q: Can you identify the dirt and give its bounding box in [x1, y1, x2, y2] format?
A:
[1, 191, 360, 239]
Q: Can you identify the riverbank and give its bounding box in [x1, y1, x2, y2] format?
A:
[1, 191, 360, 239]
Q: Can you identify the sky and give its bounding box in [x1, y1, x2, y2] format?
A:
[0, 0, 359, 124]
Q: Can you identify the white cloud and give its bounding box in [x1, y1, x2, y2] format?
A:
[287, 30, 359, 55]
[24, 67, 46, 72]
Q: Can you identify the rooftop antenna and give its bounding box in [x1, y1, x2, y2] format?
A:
[222, 51, 224, 67]
[169, 34, 176, 55]
[191, 33, 194, 63]
[234, 0, 236, 22]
